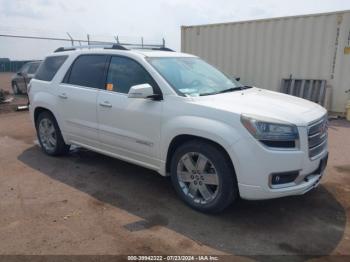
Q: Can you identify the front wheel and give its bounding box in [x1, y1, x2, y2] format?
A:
[36, 111, 70, 156]
[170, 140, 238, 213]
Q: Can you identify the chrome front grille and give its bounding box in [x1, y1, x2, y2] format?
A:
[307, 115, 328, 159]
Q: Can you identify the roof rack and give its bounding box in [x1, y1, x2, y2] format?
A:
[54, 44, 127, 52]
[54, 40, 174, 53]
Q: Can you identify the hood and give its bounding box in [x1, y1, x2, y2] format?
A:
[191, 87, 327, 126]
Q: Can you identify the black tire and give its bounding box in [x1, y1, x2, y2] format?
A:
[170, 139, 238, 213]
[12, 82, 20, 95]
[35, 111, 70, 156]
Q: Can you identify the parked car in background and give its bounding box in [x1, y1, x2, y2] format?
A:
[28, 45, 328, 213]
[12, 61, 41, 94]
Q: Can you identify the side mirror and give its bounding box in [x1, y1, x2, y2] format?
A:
[18, 72, 23, 76]
[128, 83, 155, 99]
[235, 77, 240, 81]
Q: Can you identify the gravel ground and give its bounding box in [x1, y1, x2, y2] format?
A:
[0, 110, 349, 260]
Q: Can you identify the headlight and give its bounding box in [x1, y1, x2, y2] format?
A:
[240, 114, 299, 147]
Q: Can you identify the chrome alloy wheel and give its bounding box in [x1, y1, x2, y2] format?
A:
[177, 152, 219, 204]
[38, 118, 57, 152]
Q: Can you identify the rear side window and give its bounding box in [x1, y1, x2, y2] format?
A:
[35, 56, 67, 81]
[65, 55, 107, 89]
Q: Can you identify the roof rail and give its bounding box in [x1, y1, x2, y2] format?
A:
[54, 44, 128, 52]
[151, 47, 175, 52]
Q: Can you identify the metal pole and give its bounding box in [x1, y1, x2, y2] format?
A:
[0, 33, 113, 44]
[141, 37, 144, 48]
[0, 33, 165, 49]
[66, 32, 74, 46]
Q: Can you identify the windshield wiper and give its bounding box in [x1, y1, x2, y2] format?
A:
[217, 86, 245, 94]
[199, 86, 252, 96]
[199, 92, 218, 96]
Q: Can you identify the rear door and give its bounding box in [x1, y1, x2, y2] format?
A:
[57, 54, 108, 148]
[97, 56, 163, 169]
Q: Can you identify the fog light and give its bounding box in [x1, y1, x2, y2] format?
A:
[271, 171, 299, 185]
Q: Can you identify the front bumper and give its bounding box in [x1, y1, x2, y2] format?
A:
[228, 126, 328, 200]
[238, 154, 327, 200]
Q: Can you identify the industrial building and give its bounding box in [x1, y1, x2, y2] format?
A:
[181, 10, 350, 114]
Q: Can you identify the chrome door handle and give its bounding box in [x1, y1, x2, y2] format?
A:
[99, 101, 112, 108]
[58, 93, 68, 99]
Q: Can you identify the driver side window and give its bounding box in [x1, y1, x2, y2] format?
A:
[106, 56, 156, 94]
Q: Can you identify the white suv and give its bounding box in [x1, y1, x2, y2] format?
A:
[28, 44, 328, 213]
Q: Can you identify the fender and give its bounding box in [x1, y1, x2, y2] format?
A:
[159, 115, 243, 176]
[30, 90, 67, 142]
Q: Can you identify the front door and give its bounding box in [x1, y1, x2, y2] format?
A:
[97, 56, 162, 169]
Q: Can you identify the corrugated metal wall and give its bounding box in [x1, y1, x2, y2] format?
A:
[181, 10, 350, 113]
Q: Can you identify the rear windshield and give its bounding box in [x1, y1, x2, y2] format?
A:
[35, 56, 67, 81]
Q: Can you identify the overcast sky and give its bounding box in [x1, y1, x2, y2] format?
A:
[1, 0, 350, 60]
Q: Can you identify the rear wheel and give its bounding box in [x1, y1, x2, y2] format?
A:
[35, 111, 70, 156]
[170, 140, 238, 213]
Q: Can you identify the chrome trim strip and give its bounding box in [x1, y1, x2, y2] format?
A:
[309, 138, 327, 151]
[99, 128, 154, 147]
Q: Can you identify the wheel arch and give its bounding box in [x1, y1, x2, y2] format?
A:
[165, 134, 237, 177]
[34, 107, 56, 125]
[33, 106, 64, 143]
[31, 90, 62, 128]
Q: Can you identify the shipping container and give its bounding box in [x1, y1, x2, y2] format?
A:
[181, 10, 350, 114]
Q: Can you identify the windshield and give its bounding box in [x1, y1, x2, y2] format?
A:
[147, 57, 244, 96]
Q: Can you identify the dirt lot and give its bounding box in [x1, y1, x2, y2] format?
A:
[0, 72, 12, 93]
[0, 109, 349, 260]
[0, 73, 28, 114]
